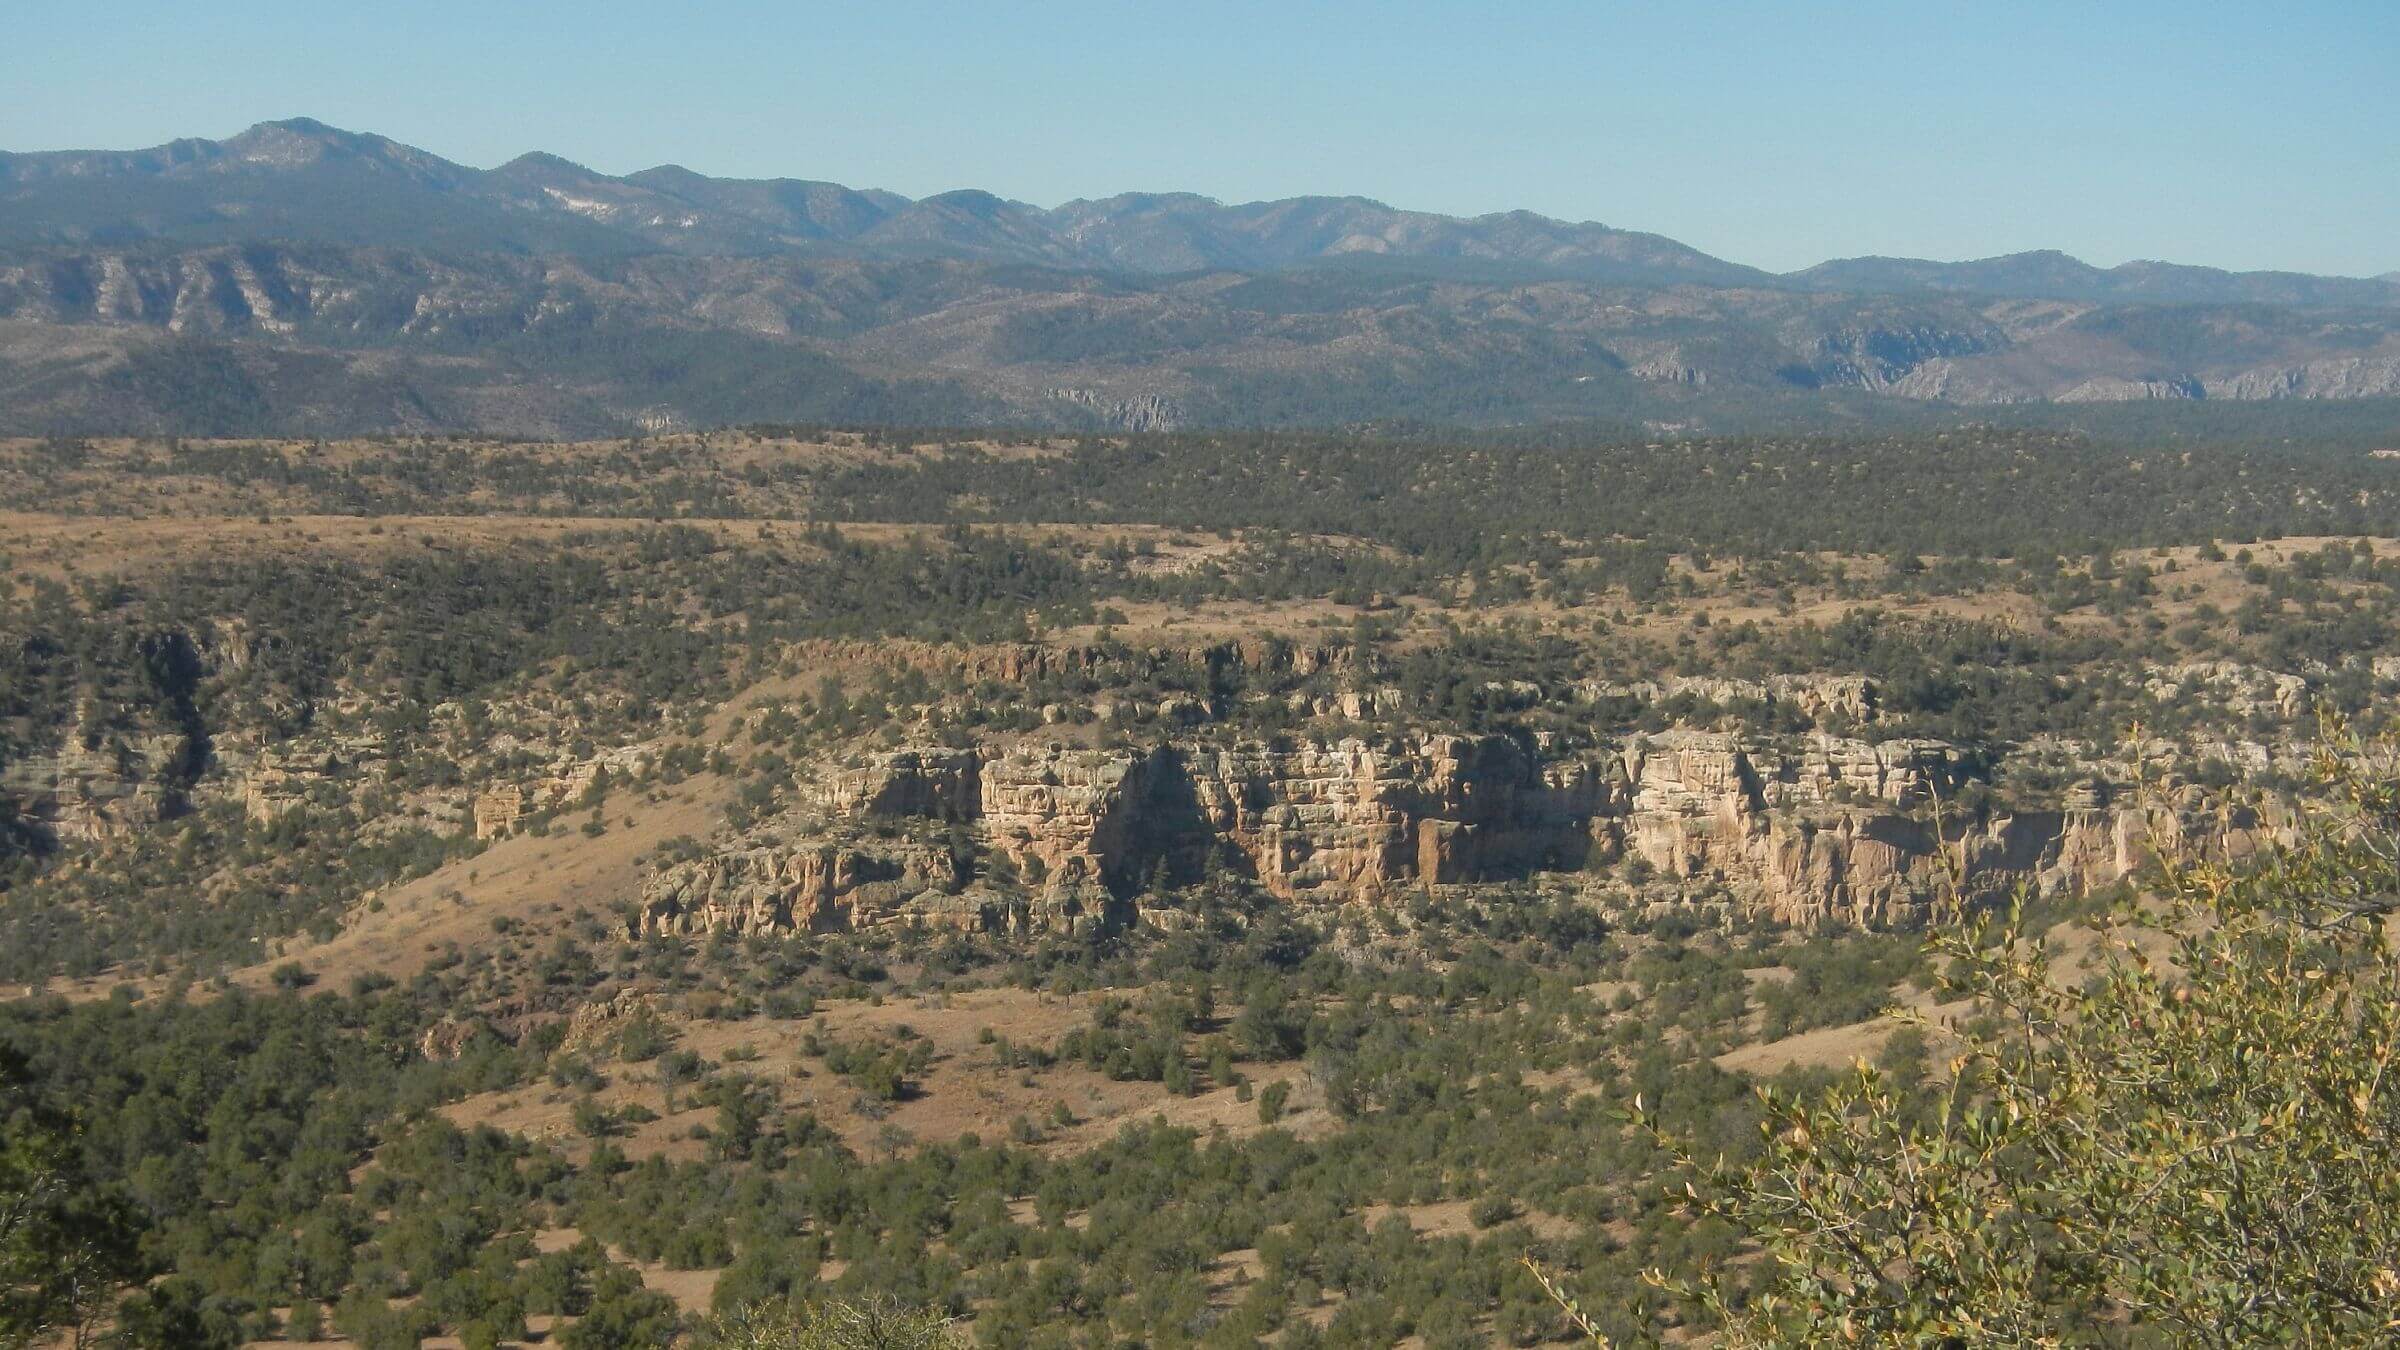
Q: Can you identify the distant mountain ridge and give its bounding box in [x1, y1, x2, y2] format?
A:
[1787, 249, 2400, 309]
[2, 119, 2398, 439]
[7, 118, 2390, 306]
[0, 118, 1765, 288]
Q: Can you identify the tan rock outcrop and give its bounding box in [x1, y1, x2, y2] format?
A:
[0, 711, 188, 845]
[419, 1016, 496, 1061]
[1170, 734, 1611, 900]
[239, 734, 391, 823]
[1581, 673, 1881, 724]
[791, 635, 1354, 689]
[471, 744, 656, 840]
[472, 786, 536, 841]
[810, 747, 981, 821]
[559, 989, 663, 1057]
[644, 719, 2273, 940]
[638, 835, 975, 937]
[2143, 662, 2312, 721]
[1608, 730, 2284, 926]
[976, 744, 1151, 891]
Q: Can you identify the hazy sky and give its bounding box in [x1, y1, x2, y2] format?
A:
[9, 1, 2396, 276]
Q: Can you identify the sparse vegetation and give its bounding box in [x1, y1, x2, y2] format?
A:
[1626, 731, 2400, 1343]
[2, 425, 2394, 1344]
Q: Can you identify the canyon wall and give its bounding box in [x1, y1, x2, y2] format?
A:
[639, 728, 2241, 939]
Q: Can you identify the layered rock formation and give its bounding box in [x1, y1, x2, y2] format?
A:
[0, 705, 194, 846]
[1615, 730, 2174, 927]
[237, 734, 390, 822]
[1164, 736, 1610, 899]
[640, 726, 2244, 938]
[1581, 674, 1881, 724]
[2142, 662, 2312, 722]
[638, 837, 972, 937]
[470, 744, 656, 840]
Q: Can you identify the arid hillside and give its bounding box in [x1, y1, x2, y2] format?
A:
[5, 425, 2397, 1345]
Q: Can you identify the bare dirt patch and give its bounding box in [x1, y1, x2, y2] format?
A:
[440, 982, 1328, 1171]
[1357, 1197, 1578, 1243]
[238, 769, 728, 990]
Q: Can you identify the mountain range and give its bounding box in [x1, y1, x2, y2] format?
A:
[2, 118, 2397, 436]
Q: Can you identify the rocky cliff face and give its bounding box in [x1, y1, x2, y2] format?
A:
[639, 725, 2247, 939]
[0, 610, 672, 867]
[0, 714, 186, 846]
[469, 744, 656, 841]
[637, 837, 970, 937]
[0, 631, 212, 851]
[1164, 736, 1611, 899]
[1611, 730, 2194, 927]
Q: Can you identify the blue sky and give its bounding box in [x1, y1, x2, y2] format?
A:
[9, 1, 2396, 276]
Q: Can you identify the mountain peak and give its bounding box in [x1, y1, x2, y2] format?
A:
[493, 150, 601, 179]
[0, 120, 2386, 307]
[226, 117, 389, 155]
[222, 117, 358, 163]
[257, 115, 342, 136]
[1057, 191, 1225, 213]
[1789, 247, 2397, 307]
[921, 188, 1020, 214]
[216, 118, 471, 186]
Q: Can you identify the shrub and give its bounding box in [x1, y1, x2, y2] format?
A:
[1469, 1195, 1518, 1229]
[1257, 1079, 1291, 1125]
[1636, 730, 2400, 1344]
[693, 1295, 963, 1349]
